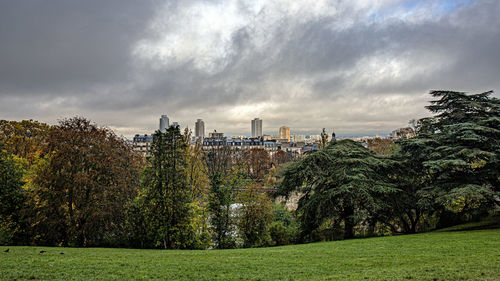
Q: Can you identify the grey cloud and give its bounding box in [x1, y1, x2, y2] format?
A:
[0, 0, 499, 137]
[0, 0, 158, 95]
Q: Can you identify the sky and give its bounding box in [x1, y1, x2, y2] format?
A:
[0, 0, 499, 138]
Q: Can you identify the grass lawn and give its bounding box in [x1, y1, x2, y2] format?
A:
[1, 229, 499, 280]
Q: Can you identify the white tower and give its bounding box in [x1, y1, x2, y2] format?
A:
[159, 115, 169, 133]
[251, 118, 263, 137]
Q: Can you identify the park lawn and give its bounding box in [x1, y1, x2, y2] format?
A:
[1, 229, 499, 280]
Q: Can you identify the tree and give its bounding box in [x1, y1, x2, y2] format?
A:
[0, 120, 50, 163]
[273, 150, 290, 167]
[412, 91, 499, 225]
[366, 138, 396, 156]
[268, 203, 299, 246]
[206, 146, 237, 249]
[207, 173, 235, 248]
[184, 130, 210, 201]
[236, 185, 274, 248]
[276, 140, 395, 240]
[30, 117, 140, 246]
[0, 147, 26, 245]
[183, 129, 211, 249]
[375, 143, 435, 234]
[142, 126, 195, 249]
[245, 148, 271, 181]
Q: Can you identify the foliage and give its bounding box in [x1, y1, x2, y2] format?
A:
[268, 203, 299, 246]
[0, 148, 26, 245]
[207, 173, 236, 249]
[273, 150, 290, 166]
[376, 150, 434, 233]
[0, 120, 50, 163]
[187, 202, 211, 249]
[205, 146, 245, 249]
[141, 126, 196, 249]
[124, 195, 151, 248]
[277, 140, 396, 240]
[29, 117, 140, 246]
[236, 186, 274, 247]
[184, 130, 210, 202]
[244, 148, 271, 181]
[406, 91, 500, 226]
[366, 137, 396, 155]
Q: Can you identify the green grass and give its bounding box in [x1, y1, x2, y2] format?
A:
[1, 229, 499, 280]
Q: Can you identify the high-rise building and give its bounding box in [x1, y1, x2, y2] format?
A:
[251, 118, 263, 137]
[159, 115, 169, 133]
[195, 119, 205, 139]
[172, 122, 179, 128]
[279, 126, 290, 141]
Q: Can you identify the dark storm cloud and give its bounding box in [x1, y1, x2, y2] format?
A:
[0, 0, 158, 95]
[0, 0, 499, 136]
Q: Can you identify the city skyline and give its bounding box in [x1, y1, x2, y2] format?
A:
[140, 115, 349, 139]
[1, 1, 499, 137]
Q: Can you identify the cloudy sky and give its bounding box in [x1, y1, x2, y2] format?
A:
[1, 0, 499, 137]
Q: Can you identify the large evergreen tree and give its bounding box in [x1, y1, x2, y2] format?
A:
[277, 140, 395, 240]
[142, 126, 194, 249]
[406, 91, 500, 224]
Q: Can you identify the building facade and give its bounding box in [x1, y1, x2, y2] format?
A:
[203, 136, 278, 156]
[209, 130, 224, 139]
[132, 134, 153, 157]
[195, 119, 205, 140]
[159, 115, 169, 133]
[251, 118, 263, 137]
[279, 126, 290, 141]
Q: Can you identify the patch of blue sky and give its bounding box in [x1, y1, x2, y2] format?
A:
[368, 0, 473, 23]
[437, 0, 472, 13]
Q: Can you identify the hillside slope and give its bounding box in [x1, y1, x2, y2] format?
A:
[1, 229, 499, 280]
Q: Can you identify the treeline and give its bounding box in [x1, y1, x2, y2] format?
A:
[0, 118, 292, 248]
[276, 90, 500, 241]
[1, 90, 499, 248]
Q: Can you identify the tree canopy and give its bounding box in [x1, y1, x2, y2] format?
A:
[277, 139, 396, 239]
[30, 117, 140, 246]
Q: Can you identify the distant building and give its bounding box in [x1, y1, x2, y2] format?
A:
[209, 130, 224, 139]
[203, 136, 278, 156]
[172, 121, 179, 128]
[389, 127, 416, 140]
[159, 115, 169, 133]
[132, 134, 153, 157]
[251, 118, 263, 137]
[291, 134, 306, 142]
[279, 126, 291, 142]
[195, 119, 205, 140]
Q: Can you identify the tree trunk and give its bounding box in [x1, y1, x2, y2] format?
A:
[343, 205, 355, 239]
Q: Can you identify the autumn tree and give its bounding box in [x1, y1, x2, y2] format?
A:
[184, 129, 210, 201]
[366, 138, 396, 156]
[244, 148, 271, 181]
[183, 129, 211, 248]
[0, 120, 50, 163]
[30, 117, 141, 246]
[273, 150, 290, 167]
